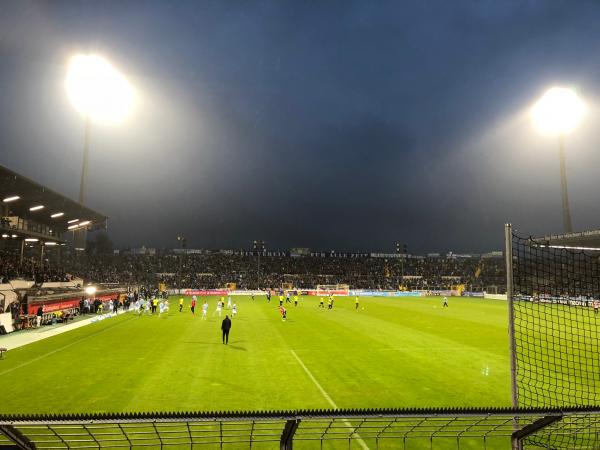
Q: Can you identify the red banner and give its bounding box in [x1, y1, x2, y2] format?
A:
[184, 289, 228, 296]
[28, 298, 81, 315]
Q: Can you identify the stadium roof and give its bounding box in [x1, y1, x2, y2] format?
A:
[533, 229, 600, 250]
[0, 164, 107, 232]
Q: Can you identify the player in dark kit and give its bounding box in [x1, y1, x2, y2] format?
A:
[221, 315, 232, 344]
[266, 290, 271, 303]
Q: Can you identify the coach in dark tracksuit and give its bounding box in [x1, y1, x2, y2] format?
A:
[221, 315, 232, 345]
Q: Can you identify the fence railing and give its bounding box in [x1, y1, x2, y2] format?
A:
[1, 406, 599, 449]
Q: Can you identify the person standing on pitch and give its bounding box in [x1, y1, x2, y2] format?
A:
[221, 315, 232, 344]
[443, 297, 448, 308]
[179, 297, 184, 312]
[191, 297, 196, 315]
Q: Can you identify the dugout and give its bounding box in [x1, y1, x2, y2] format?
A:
[23, 287, 126, 327]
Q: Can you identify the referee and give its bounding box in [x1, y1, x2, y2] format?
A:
[221, 315, 232, 345]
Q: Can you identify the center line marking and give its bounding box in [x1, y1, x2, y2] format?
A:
[290, 349, 370, 450]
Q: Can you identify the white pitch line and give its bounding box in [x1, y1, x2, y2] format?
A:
[0, 316, 133, 377]
[290, 349, 370, 450]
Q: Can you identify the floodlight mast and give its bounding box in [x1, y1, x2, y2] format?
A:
[66, 54, 134, 249]
[531, 87, 585, 234]
[558, 135, 573, 234]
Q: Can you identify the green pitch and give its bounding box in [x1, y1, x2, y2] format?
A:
[0, 296, 510, 414]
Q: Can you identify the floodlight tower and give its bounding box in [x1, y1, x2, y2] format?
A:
[396, 242, 407, 290]
[253, 240, 266, 288]
[65, 54, 134, 248]
[531, 87, 585, 233]
[177, 236, 187, 291]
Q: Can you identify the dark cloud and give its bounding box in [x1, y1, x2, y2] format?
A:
[1, 0, 600, 252]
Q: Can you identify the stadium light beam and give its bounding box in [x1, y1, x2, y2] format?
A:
[531, 87, 585, 234]
[51, 212, 64, 218]
[66, 54, 135, 126]
[3, 195, 20, 203]
[85, 286, 97, 296]
[531, 87, 585, 137]
[29, 205, 44, 211]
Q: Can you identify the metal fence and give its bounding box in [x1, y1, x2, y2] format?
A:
[1, 407, 599, 450]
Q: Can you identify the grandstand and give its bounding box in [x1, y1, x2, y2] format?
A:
[0, 164, 115, 334]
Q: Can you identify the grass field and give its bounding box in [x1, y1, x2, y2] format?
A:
[0, 295, 511, 415]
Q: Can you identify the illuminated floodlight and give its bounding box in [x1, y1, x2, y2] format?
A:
[51, 212, 64, 218]
[68, 219, 79, 224]
[25, 238, 38, 242]
[79, 220, 91, 227]
[66, 54, 135, 124]
[68, 224, 78, 230]
[45, 242, 57, 246]
[11, 234, 17, 238]
[1, 234, 8, 238]
[85, 286, 97, 296]
[29, 205, 44, 211]
[531, 87, 586, 136]
[2, 196, 20, 203]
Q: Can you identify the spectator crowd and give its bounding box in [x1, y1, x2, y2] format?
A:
[56, 251, 506, 292]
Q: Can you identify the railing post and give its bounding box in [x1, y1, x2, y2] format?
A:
[0, 425, 35, 449]
[280, 419, 300, 450]
[511, 415, 562, 449]
[505, 224, 518, 410]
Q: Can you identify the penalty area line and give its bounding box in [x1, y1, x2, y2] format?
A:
[290, 349, 370, 450]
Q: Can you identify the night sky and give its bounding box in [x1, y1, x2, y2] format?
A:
[1, 1, 600, 253]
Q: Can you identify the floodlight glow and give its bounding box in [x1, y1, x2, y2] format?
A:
[66, 54, 135, 124]
[85, 286, 97, 296]
[1, 234, 8, 238]
[11, 234, 17, 238]
[79, 220, 91, 227]
[68, 218, 79, 223]
[68, 224, 78, 230]
[51, 212, 64, 218]
[531, 87, 585, 136]
[45, 242, 57, 246]
[3, 196, 20, 203]
[29, 205, 44, 211]
[25, 238, 38, 242]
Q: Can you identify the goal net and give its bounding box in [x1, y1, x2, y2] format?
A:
[316, 284, 349, 296]
[507, 227, 600, 410]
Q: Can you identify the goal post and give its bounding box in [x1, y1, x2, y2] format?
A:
[316, 284, 349, 296]
[506, 224, 600, 409]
